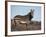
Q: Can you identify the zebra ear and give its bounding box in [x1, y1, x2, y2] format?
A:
[31, 9, 34, 16]
[31, 9, 34, 13]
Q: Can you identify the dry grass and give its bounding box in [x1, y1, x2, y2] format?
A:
[11, 20, 41, 31]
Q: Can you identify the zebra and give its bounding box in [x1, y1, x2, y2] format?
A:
[14, 9, 34, 24]
[11, 9, 34, 30]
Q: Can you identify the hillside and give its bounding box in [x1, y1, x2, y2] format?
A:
[11, 20, 41, 31]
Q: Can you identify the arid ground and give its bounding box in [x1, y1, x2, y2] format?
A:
[11, 20, 41, 31]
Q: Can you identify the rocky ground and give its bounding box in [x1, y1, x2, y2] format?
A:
[11, 20, 41, 31]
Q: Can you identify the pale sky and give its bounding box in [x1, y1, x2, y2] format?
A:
[11, 5, 41, 21]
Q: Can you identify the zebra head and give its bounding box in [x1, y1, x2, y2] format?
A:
[28, 9, 34, 20]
